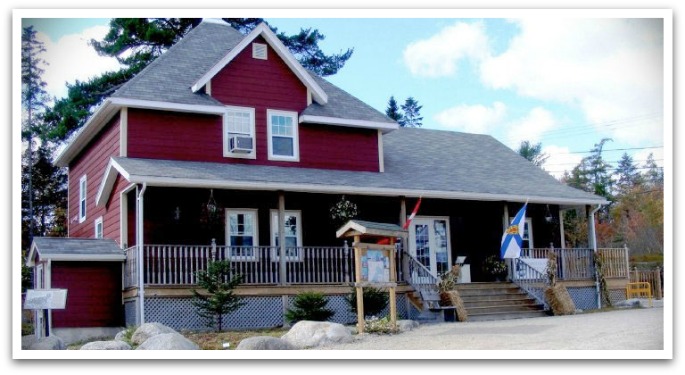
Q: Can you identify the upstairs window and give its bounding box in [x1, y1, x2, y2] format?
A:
[267, 109, 299, 161]
[94, 217, 103, 238]
[223, 106, 255, 159]
[79, 175, 87, 223]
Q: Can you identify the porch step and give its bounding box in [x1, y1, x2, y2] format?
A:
[454, 282, 548, 322]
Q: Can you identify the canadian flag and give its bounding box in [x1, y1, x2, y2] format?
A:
[403, 197, 422, 230]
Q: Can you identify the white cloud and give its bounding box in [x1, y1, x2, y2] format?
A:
[479, 18, 664, 146]
[539, 145, 583, 179]
[433, 101, 506, 134]
[504, 107, 557, 148]
[36, 25, 122, 100]
[403, 21, 489, 77]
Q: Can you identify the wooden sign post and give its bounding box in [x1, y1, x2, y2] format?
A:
[336, 220, 406, 334]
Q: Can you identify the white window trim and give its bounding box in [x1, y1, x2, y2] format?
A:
[267, 109, 299, 162]
[223, 105, 256, 159]
[79, 175, 87, 223]
[270, 209, 303, 261]
[225, 209, 259, 261]
[94, 216, 104, 238]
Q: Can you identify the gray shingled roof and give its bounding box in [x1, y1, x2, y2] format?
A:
[111, 21, 243, 106]
[110, 127, 605, 205]
[111, 20, 395, 126]
[30, 237, 125, 261]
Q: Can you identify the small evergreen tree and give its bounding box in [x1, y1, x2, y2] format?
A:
[400, 97, 423, 127]
[285, 291, 334, 323]
[385, 96, 404, 123]
[191, 260, 244, 331]
[517, 140, 549, 167]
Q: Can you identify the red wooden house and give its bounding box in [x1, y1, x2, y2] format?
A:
[27, 19, 629, 339]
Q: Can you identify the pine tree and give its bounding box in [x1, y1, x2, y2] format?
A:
[385, 96, 403, 123]
[191, 260, 244, 331]
[517, 140, 549, 167]
[22, 26, 51, 247]
[643, 153, 663, 187]
[399, 97, 423, 127]
[614, 152, 643, 196]
[44, 18, 354, 142]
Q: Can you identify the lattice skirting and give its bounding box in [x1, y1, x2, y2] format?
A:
[125, 293, 410, 331]
[567, 286, 599, 310]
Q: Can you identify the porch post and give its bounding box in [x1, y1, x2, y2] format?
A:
[278, 191, 287, 286]
[588, 204, 602, 309]
[399, 197, 408, 281]
[136, 183, 147, 324]
[559, 208, 566, 249]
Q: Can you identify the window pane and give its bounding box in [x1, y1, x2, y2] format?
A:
[273, 136, 293, 156]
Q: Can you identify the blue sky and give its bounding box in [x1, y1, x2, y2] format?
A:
[22, 13, 668, 179]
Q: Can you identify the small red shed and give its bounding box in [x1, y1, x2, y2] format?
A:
[26, 237, 126, 344]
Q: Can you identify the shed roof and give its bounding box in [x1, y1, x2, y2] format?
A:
[27, 237, 125, 266]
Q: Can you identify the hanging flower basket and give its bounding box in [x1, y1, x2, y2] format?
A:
[330, 195, 359, 227]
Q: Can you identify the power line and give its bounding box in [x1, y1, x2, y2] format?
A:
[561, 146, 663, 155]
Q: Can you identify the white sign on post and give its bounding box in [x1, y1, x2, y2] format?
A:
[23, 289, 68, 310]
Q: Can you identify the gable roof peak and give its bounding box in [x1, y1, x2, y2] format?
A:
[191, 22, 328, 104]
[201, 18, 231, 26]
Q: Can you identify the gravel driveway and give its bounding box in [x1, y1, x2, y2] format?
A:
[316, 306, 665, 352]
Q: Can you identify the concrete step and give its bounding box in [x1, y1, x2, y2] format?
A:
[467, 310, 549, 322]
[462, 297, 539, 308]
[460, 292, 530, 301]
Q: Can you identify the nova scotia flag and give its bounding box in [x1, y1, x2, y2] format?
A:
[501, 203, 527, 259]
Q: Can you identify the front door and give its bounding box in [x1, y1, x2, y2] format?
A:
[408, 217, 451, 277]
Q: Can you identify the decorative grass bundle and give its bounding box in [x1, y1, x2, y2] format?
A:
[446, 290, 469, 322]
[544, 251, 576, 315]
[544, 284, 576, 315]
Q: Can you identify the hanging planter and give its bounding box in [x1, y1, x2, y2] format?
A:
[330, 195, 359, 227]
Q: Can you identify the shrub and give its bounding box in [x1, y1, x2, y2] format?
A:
[364, 316, 398, 334]
[285, 291, 334, 323]
[346, 286, 389, 318]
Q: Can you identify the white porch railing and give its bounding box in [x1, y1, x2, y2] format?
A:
[124, 244, 359, 286]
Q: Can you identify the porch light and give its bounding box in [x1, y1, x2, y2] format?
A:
[545, 204, 553, 223]
[207, 189, 217, 214]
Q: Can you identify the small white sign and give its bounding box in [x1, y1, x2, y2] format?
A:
[24, 289, 68, 310]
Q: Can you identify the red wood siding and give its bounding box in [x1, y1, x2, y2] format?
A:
[50, 262, 123, 328]
[125, 37, 380, 172]
[68, 115, 122, 239]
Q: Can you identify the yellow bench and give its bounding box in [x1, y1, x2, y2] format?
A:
[626, 282, 653, 307]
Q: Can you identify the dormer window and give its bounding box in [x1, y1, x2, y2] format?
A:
[252, 43, 267, 60]
[223, 106, 256, 159]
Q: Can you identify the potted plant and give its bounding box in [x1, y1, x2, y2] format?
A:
[482, 255, 508, 281]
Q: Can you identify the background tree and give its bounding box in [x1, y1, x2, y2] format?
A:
[517, 140, 549, 167]
[22, 26, 51, 246]
[643, 153, 664, 187]
[614, 152, 643, 196]
[385, 96, 403, 123]
[44, 18, 354, 143]
[191, 260, 244, 332]
[399, 97, 423, 127]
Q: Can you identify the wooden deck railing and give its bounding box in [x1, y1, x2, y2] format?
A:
[521, 247, 629, 280]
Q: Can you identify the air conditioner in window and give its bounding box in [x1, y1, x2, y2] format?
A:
[229, 135, 253, 153]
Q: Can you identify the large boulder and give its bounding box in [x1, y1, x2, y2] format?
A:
[131, 322, 177, 345]
[136, 332, 200, 350]
[28, 335, 65, 350]
[281, 321, 353, 349]
[237, 336, 294, 350]
[80, 340, 132, 350]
